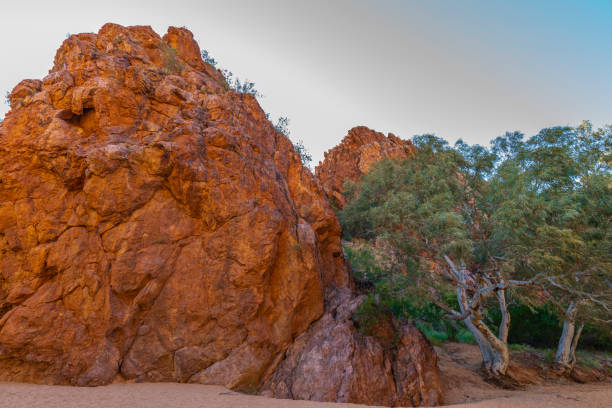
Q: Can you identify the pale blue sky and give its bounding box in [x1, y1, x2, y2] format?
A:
[1, 0, 610, 164]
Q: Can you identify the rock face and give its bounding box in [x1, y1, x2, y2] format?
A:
[0, 24, 440, 406]
[315, 126, 416, 207]
[260, 287, 442, 407]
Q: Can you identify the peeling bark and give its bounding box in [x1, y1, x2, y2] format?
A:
[447, 259, 510, 377]
[470, 312, 509, 377]
[569, 322, 584, 367]
[555, 302, 577, 368]
[497, 290, 510, 345]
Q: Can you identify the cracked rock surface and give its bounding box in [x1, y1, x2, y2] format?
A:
[315, 126, 416, 208]
[0, 23, 441, 406]
[260, 287, 442, 407]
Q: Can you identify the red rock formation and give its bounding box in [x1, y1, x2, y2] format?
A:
[260, 287, 442, 407]
[315, 126, 416, 207]
[0, 24, 440, 406]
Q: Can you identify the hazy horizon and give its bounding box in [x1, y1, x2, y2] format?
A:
[1, 0, 611, 164]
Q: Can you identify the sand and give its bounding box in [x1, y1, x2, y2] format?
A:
[0, 381, 610, 408]
[1, 342, 609, 407]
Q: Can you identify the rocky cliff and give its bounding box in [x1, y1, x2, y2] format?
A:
[315, 126, 416, 207]
[261, 287, 442, 406]
[0, 24, 440, 406]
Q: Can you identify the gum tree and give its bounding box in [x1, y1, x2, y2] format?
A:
[340, 124, 611, 378]
[519, 123, 612, 369]
[341, 135, 542, 378]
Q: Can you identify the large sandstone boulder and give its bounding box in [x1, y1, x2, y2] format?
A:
[261, 287, 442, 407]
[315, 126, 416, 207]
[0, 24, 441, 406]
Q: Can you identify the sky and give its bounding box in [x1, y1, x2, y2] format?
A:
[1, 0, 611, 165]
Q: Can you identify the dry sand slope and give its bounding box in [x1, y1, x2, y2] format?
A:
[0, 382, 610, 408]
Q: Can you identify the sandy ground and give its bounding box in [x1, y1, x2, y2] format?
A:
[444, 382, 612, 407]
[435, 342, 612, 406]
[0, 343, 609, 408]
[0, 381, 610, 408]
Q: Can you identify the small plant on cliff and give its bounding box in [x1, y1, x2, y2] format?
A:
[4, 91, 10, 106]
[220, 69, 261, 97]
[293, 140, 312, 167]
[274, 116, 290, 136]
[201, 49, 217, 68]
[233, 78, 260, 96]
[158, 42, 183, 74]
[201, 49, 262, 97]
[272, 116, 312, 167]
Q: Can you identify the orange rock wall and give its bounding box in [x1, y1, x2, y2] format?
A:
[0, 23, 346, 387]
[315, 126, 415, 207]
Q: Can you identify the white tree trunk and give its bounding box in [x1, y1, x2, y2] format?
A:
[470, 314, 510, 376]
[569, 322, 584, 367]
[497, 290, 510, 344]
[453, 267, 509, 377]
[463, 316, 495, 367]
[555, 302, 579, 368]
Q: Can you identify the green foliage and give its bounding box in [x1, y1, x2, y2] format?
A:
[493, 123, 612, 324]
[219, 68, 261, 97]
[340, 121, 611, 351]
[5, 91, 10, 106]
[201, 49, 217, 67]
[199, 50, 311, 168]
[456, 328, 476, 344]
[352, 294, 385, 335]
[345, 244, 414, 308]
[415, 323, 475, 345]
[346, 243, 471, 342]
[416, 321, 448, 346]
[577, 323, 612, 350]
[341, 135, 471, 264]
[274, 116, 290, 136]
[292, 140, 312, 167]
[233, 78, 261, 96]
[158, 42, 183, 74]
[576, 353, 601, 368]
[489, 304, 561, 348]
[271, 116, 312, 167]
[508, 343, 536, 352]
[487, 303, 612, 350]
[200, 49, 262, 97]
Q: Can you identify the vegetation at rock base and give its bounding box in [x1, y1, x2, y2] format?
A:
[340, 121, 611, 379]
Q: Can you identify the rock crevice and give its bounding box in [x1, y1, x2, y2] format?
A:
[0, 23, 441, 406]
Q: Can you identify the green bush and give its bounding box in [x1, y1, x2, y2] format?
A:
[416, 321, 449, 346]
[346, 244, 472, 343]
[352, 294, 385, 335]
[158, 42, 183, 74]
[488, 303, 612, 350]
[509, 343, 536, 352]
[455, 328, 476, 344]
[201, 49, 217, 67]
